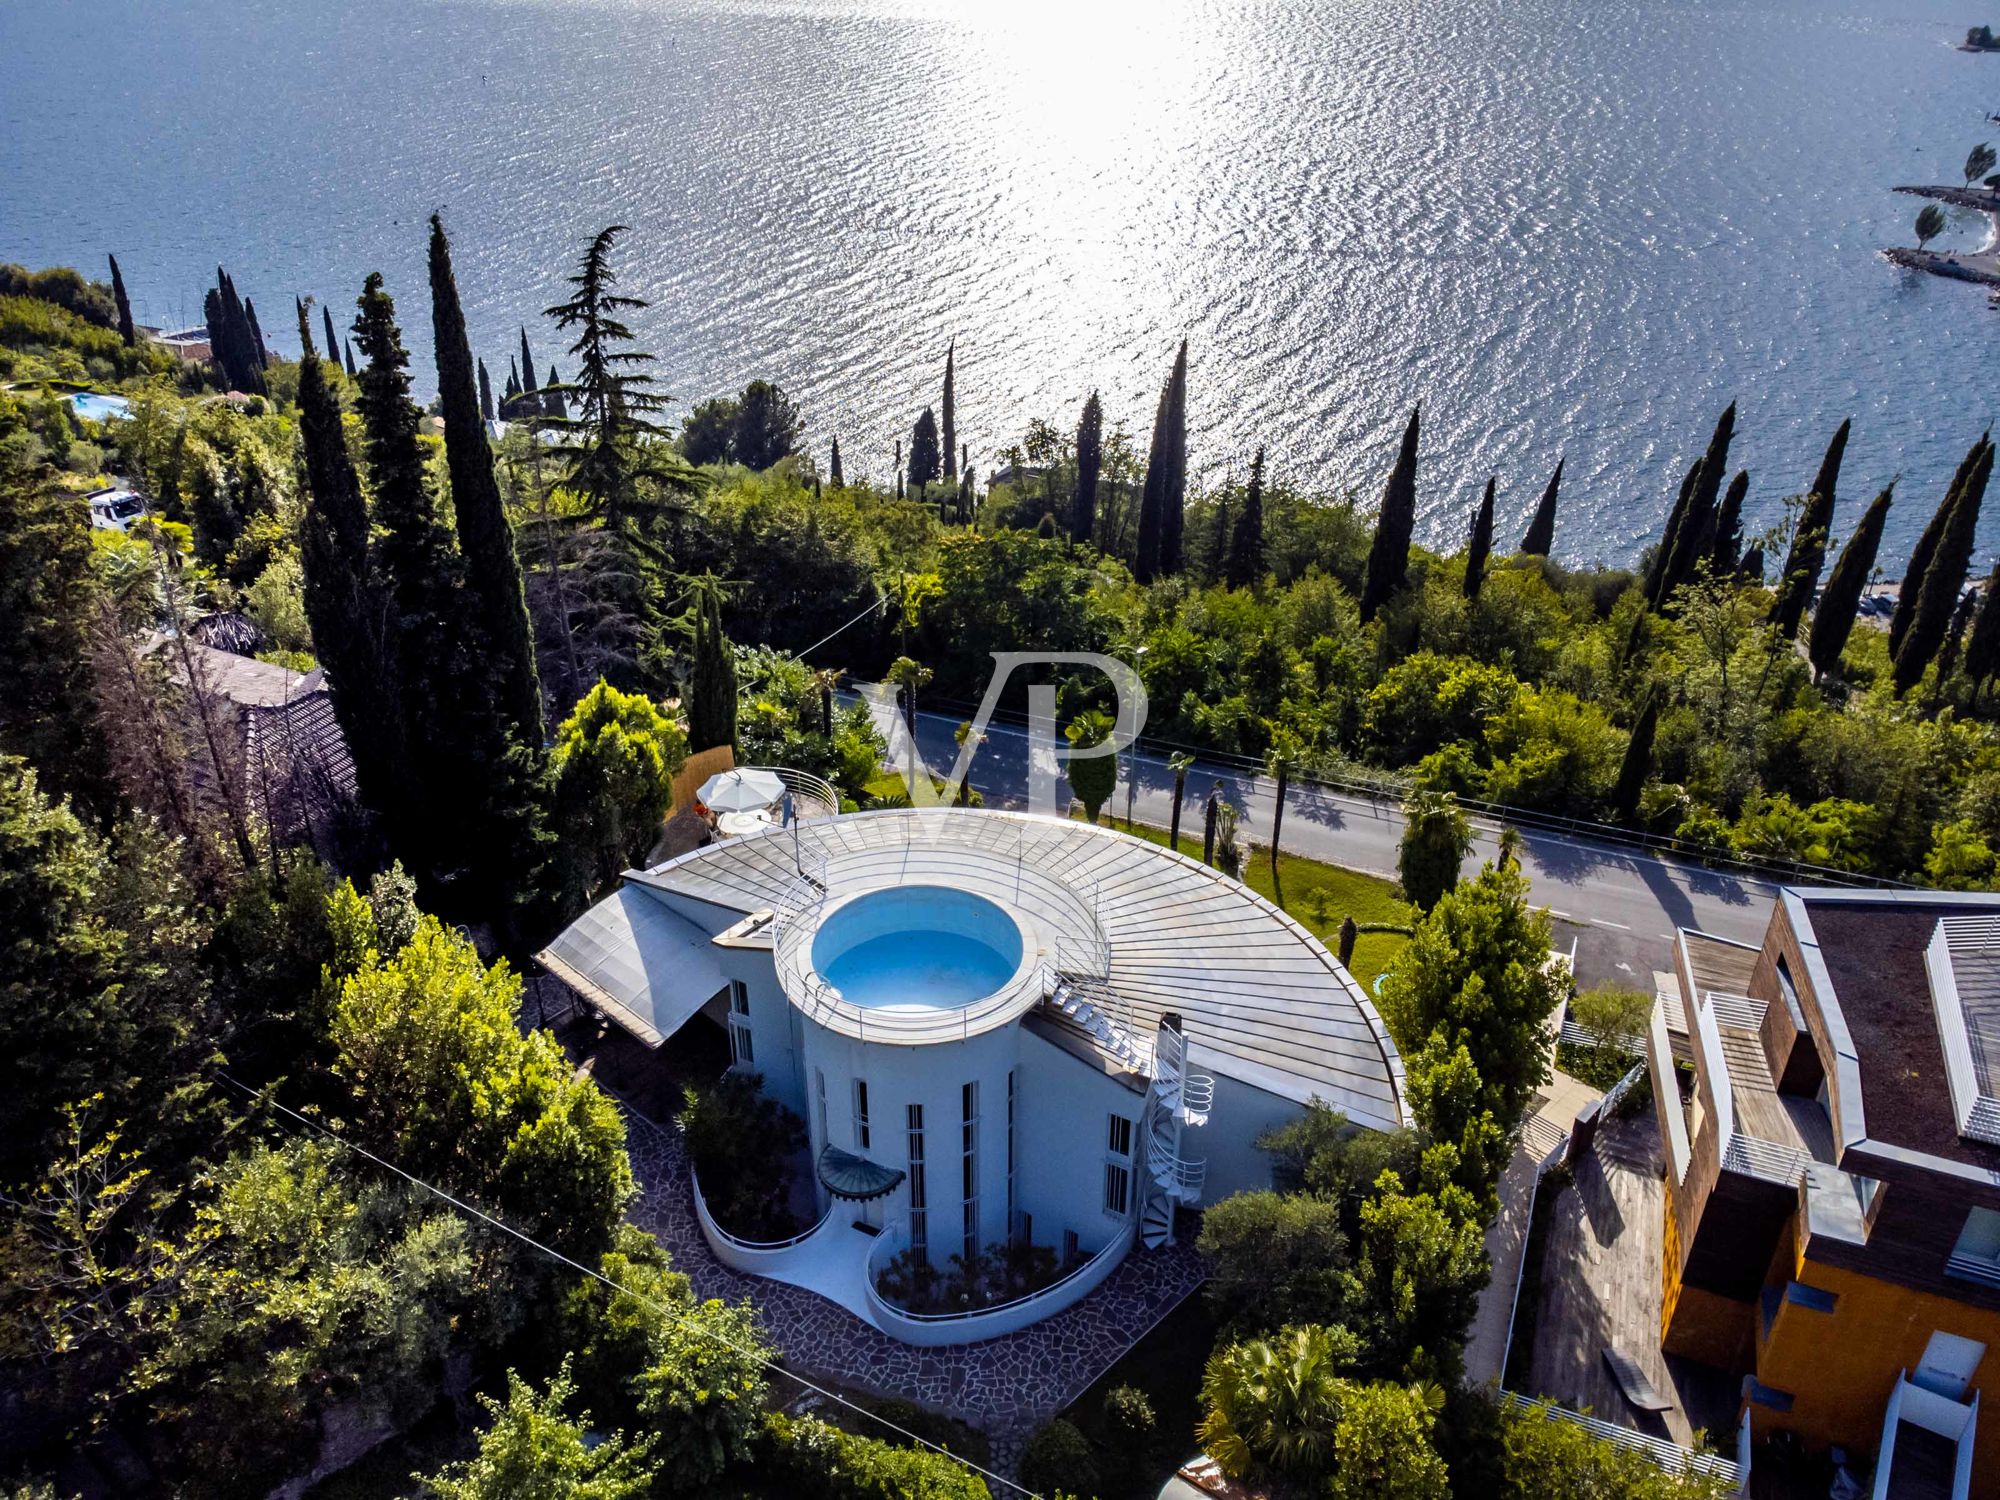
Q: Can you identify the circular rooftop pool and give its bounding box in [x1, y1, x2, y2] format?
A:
[812, 886, 1025, 1011]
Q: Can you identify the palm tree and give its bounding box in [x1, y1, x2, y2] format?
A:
[886, 655, 931, 736]
[811, 666, 843, 736]
[1197, 1326, 1350, 1481]
[1967, 143, 1997, 189]
[1265, 728, 1303, 878]
[1065, 709, 1118, 825]
[1167, 751, 1195, 853]
[1916, 203, 1949, 252]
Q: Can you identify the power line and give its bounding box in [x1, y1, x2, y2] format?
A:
[213, 1072, 1038, 1499]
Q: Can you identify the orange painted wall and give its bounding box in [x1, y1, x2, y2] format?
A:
[1757, 1250, 2000, 1488]
[1661, 1187, 1756, 1368]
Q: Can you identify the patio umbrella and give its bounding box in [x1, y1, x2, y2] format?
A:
[698, 767, 787, 813]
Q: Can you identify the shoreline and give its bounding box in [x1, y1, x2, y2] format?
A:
[1887, 184, 2000, 286]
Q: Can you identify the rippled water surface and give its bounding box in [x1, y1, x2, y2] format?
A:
[5, 0, 1999, 563]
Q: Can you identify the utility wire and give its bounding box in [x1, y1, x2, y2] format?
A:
[214, 1072, 1038, 1499]
[794, 592, 889, 662]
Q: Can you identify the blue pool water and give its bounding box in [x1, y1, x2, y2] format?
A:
[814, 886, 1022, 1011]
[67, 392, 131, 423]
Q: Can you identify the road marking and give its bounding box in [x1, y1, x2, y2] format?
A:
[1591, 918, 1631, 932]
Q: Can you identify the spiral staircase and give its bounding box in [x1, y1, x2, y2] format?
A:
[1139, 1014, 1212, 1248]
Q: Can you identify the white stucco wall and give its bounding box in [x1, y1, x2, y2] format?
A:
[1010, 1028, 1148, 1257]
[1193, 1069, 1315, 1203]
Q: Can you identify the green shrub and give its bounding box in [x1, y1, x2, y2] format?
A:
[1101, 1384, 1157, 1465]
[762, 1413, 991, 1499]
[1020, 1419, 1098, 1500]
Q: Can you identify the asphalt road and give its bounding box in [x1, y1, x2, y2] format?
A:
[856, 690, 1779, 990]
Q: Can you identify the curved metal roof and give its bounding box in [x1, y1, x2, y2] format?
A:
[624, 809, 1409, 1131]
[818, 1144, 906, 1201]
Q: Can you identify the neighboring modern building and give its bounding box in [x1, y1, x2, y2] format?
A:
[1647, 889, 2000, 1496]
[146, 326, 213, 363]
[540, 806, 1408, 1345]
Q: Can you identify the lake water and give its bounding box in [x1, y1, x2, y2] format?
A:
[4, 0, 1999, 566]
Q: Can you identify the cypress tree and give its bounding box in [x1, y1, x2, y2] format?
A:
[1939, 587, 1980, 686]
[909, 408, 941, 494]
[243, 296, 268, 370]
[1740, 544, 1764, 583]
[1769, 420, 1850, 639]
[1209, 495, 1231, 583]
[688, 582, 736, 753]
[1807, 484, 1893, 682]
[1360, 406, 1421, 621]
[324, 303, 342, 373]
[896, 440, 904, 499]
[1519, 457, 1561, 555]
[1463, 475, 1496, 601]
[1646, 463, 1699, 606]
[1160, 340, 1189, 574]
[1891, 436, 1985, 659]
[478, 358, 495, 423]
[1895, 440, 1993, 695]
[294, 298, 407, 829]
[830, 435, 844, 488]
[1712, 469, 1749, 576]
[1963, 556, 2000, 696]
[1657, 403, 1736, 605]
[504, 360, 521, 414]
[1073, 391, 1102, 546]
[1613, 691, 1658, 819]
[544, 363, 565, 420]
[431, 214, 545, 745]
[1135, 375, 1172, 582]
[519, 327, 538, 409]
[108, 254, 134, 346]
[343, 338, 357, 377]
[942, 339, 957, 480]
[1226, 448, 1266, 590]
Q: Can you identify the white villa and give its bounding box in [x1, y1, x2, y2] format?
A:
[540, 803, 1408, 1345]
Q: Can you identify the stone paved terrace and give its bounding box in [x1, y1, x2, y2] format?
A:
[536, 997, 1211, 1438]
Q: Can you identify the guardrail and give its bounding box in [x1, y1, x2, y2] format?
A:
[887, 688, 1915, 892]
[1501, 1395, 1741, 1485]
[861, 1216, 1138, 1346]
[753, 764, 840, 818]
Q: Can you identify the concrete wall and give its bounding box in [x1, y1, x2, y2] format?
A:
[1198, 1070, 1310, 1203]
[1011, 1029, 1146, 1257]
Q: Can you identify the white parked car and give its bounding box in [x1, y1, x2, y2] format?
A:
[85, 486, 147, 531]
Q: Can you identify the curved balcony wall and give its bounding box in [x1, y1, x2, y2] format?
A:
[861, 1218, 1138, 1347]
[691, 1165, 838, 1272]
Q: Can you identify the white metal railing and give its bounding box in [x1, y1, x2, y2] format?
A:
[1600, 1060, 1647, 1115]
[1501, 1395, 1740, 1484]
[1499, 1128, 1572, 1381]
[690, 1164, 834, 1255]
[1721, 1133, 1811, 1185]
[749, 764, 840, 818]
[765, 823, 1117, 1045]
[1147, 1112, 1207, 1197]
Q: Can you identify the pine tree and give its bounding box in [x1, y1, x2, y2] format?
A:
[108, 254, 134, 346]
[941, 339, 957, 480]
[1711, 469, 1749, 576]
[1613, 692, 1658, 819]
[1895, 440, 1993, 695]
[1361, 406, 1421, 621]
[1807, 484, 1893, 682]
[1225, 448, 1267, 590]
[478, 358, 496, 423]
[687, 581, 736, 753]
[431, 215, 546, 746]
[243, 296, 268, 370]
[324, 303, 342, 374]
[1769, 419, 1850, 640]
[293, 298, 408, 832]
[1963, 557, 2000, 696]
[1159, 340, 1189, 574]
[909, 408, 941, 495]
[1519, 458, 1560, 555]
[1073, 392, 1102, 546]
[830, 435, 844, 488]
[1463, 475, 1496, 601]
[1891, 436, 1986, 659]
[544, 364, 565, 421]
